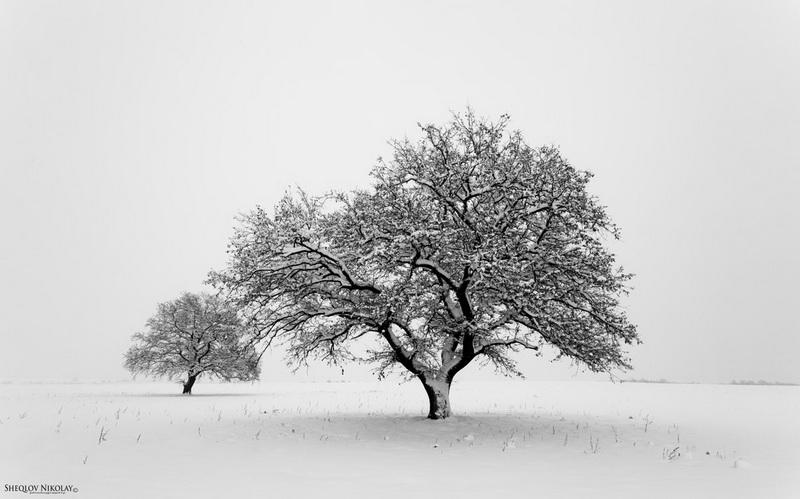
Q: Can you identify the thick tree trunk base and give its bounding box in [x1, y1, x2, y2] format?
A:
[421, 377, 452, 419]
[182, 374, 197, 395]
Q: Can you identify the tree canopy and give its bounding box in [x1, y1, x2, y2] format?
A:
[213, 110, 638, 417]
[124, 292, 260, 394]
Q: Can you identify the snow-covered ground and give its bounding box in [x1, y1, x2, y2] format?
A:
[1, 380, 797, 498]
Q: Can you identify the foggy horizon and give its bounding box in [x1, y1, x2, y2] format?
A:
[1, 0, 798, 385]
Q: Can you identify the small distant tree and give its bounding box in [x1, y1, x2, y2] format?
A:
[124, 292, 260, 394]
[214, 110, 638, 418]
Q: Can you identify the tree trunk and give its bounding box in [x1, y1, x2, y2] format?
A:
[182, 374, 197, 395]
[421, 376, 452, 419]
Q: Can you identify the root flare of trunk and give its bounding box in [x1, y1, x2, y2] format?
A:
[421, 377, 452, 419]
[182, 374, 197, 395]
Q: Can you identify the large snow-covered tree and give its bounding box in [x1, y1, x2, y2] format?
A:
[124, 292, 260, 394]
[213, 110, 638, 418]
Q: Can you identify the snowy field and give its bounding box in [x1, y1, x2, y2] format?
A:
[1, 380, 798, 498]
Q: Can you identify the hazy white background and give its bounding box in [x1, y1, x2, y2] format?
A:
[1, 0, 798, 383]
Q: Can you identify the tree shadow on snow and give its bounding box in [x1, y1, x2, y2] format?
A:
[114, 392, 263, 398]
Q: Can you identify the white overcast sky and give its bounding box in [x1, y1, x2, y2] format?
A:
[1, 0, 798, 383]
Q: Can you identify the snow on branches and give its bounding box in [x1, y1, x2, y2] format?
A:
[213, 110, 638, 417]
[124, 292, 260, 394]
